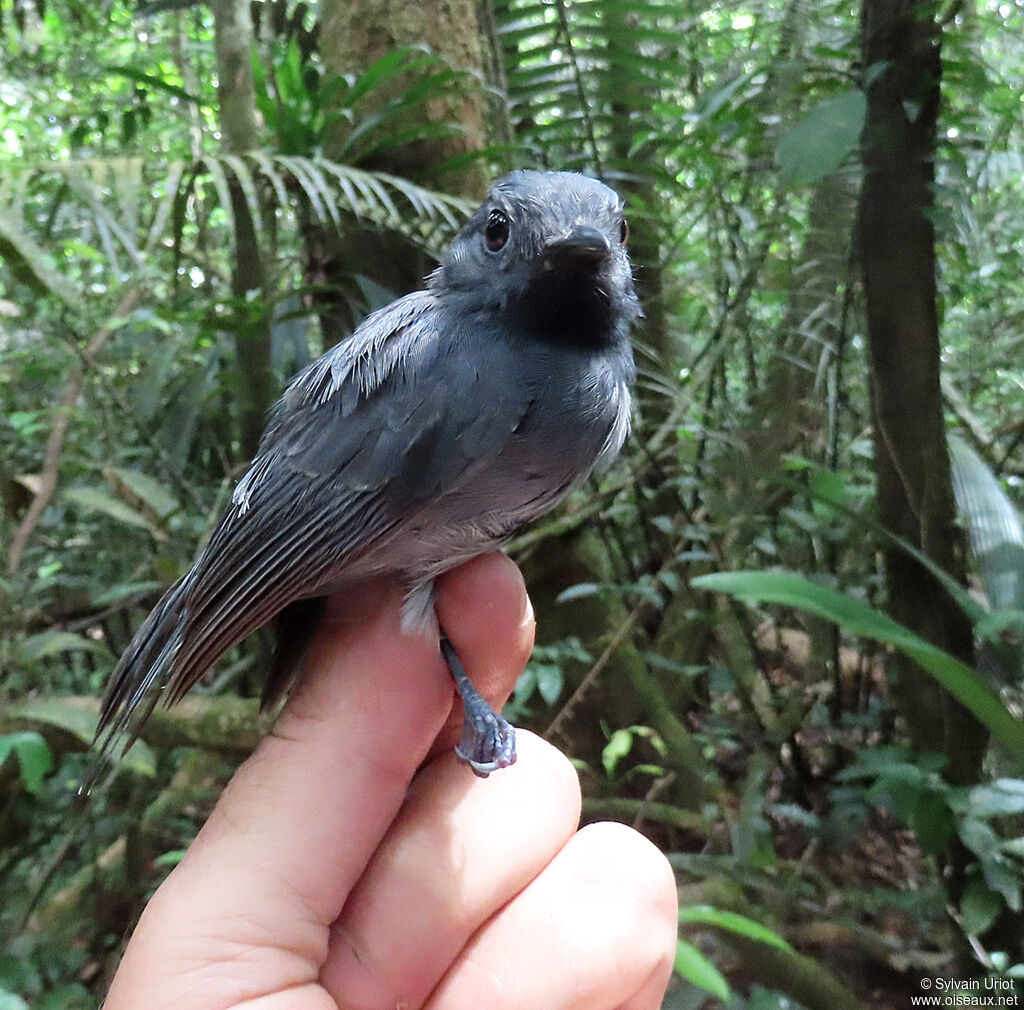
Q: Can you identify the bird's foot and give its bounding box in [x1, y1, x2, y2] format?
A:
[455, 708, 516, 778]
[440, 637, 517, 778]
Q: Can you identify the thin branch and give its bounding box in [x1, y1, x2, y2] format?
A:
[6, 287, 146, 575]
[551, 0, 603, 175]
[543, 594, 644, 745]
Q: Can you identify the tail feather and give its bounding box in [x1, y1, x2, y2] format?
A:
[94, 575, 192, 757]
[86, 482, 388, 790]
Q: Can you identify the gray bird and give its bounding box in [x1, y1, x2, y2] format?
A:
[94, 169, 638, 779]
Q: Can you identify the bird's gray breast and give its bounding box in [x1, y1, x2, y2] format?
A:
[357, 341, 632, 583]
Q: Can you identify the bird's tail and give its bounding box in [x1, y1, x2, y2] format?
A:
[83, 574, 193, 792]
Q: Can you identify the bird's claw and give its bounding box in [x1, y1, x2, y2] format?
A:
[455, 712, 517, 778]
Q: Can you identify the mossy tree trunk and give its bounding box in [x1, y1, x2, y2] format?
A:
[858, 0, 1008, 952]
[858, 0, 986, 785]
[312, 0, 489, 346]
[211, 0, 275, 461]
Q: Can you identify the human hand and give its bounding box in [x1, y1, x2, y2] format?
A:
[103, 553, 678, 1009]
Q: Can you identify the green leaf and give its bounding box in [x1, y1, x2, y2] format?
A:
[534, 663, 564, 706]
[692, 570, 1024, 765]
[64, 485, 154, 530]
[950, 434, 1024, 613]
[0, 732, 53, 793]
[104, 65, 201, 105]
[777, 90, 867, 186]
[602, 728, 634, 776]
[16, 631, 113, 662]
[673, 939, 730, 999]
[90, 581, 162, 607]
[679, 905, 795, 952]
[909, 790, 956, 855]
[809, 467, 852, 516]
[555, 582, 603, 604]
[961, 877, 1003, 936]
[7, 699, 156, 778]
[967, 779, 1024, 818]
[221, 154, 267, 238]
[107, 467, 180, 520]
[6, 698, 102, 745]
[696, 68, 761, 120]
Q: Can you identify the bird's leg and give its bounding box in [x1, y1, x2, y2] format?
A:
[439, 637, 516, 777]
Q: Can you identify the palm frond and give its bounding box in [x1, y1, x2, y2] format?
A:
[494, 0, 687, 174]
[0, 154, 473, 306]
[0, 210, 84, 311]
[220, 154, 268, 238]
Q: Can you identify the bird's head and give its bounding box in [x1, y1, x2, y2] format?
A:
[433, 170, 640, 347]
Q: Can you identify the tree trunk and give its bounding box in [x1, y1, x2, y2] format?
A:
[211, 0, 275, 460]
[858, 0, 987, 787]
[312, 0, 489, 345]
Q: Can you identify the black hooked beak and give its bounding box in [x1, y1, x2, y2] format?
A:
[541, 226, 611, 270]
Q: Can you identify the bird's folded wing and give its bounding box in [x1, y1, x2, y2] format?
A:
[97, 291, 532, 745]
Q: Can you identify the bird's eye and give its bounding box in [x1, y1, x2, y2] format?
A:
[484, 210, 510, 252]
[618, 218, 629, 245]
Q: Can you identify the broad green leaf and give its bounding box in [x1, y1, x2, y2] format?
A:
[949, 435, 1024, 684]
[64, 485, 154, 530]
[534, 662, 564, 706]
[777, 90, 866, 186]
[16, 631, 113, 662]
[809, 467, 852, 516]
[909, 790, 956, 855]
[949, 435, 1024, 613]
[6, 698, 103, 745]
[0, 732, 53, 793]
[6, 699, 155, 777]
[679, 905, 794, 952]
[691, 570, 1024, 764]
[966, 779, 1024, 818]
[673, 939, 730, 999]
[959, 817, 1002, 858]
[106, 467, 179, 520]
[961, 878, 1003, 936]
[697, 69, 760, 120]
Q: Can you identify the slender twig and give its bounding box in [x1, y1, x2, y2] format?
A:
[544, 596, 644, 745]
[551, 0, 603, 175]
[7, 288, 146, 575]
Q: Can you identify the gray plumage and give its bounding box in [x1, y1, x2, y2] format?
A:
[95, 169, 639, 776]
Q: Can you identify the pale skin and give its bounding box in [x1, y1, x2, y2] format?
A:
[103, 553, 678, 1010]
